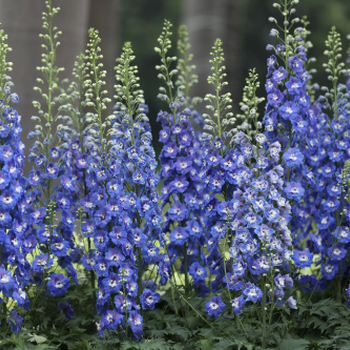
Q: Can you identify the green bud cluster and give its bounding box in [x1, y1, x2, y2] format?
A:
[0, 27, 13, 104]
[155, 20, 177, 108]
[84, 28, 111, 155]
[229, 68, 265, 146]
[202, 38, 234, 142]
[175, 25, 200, 108]
[322, 27, 347, 120]
[113, 42, 147, 145]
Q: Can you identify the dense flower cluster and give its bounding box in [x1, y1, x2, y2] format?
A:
[3, 0, 350, 342]
[158, 106, 208, 296]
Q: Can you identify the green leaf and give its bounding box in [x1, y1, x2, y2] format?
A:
[172, 344, 184, 350]
[32, 345, 57, 350]
[120, 341, 138, 350]
[196, 339, 214, 350]
[139, 339, 171, 350]
[27, 334, 48, 344]
[279, 337, 309, 350]
[164, 325, 189, 341]
[198, 327, 216, 339]
[214, 338, 234, 349]
[229, 335, 255, 350]
[148, 329, 165, 339]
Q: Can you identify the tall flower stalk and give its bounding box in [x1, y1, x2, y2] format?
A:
[0, 25, 29, 335]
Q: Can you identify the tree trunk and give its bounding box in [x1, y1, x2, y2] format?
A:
[88, 0, 120, 115]
[0, 0, 120, 172]
[182, 0, 242, 115]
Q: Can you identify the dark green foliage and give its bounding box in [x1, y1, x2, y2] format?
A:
[2, 288, 350, 349]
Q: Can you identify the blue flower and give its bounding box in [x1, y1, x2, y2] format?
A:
[272, 66, 288, 82]
[168, 202, 188, 221]
[30, 207, 47, 225]
[7, 310, 23, 334]
[328, 245, 347, 261]
[322, 262, 339, 280]
[94, 230, 110, 250]
[265, 78, 276, 93]
[205, 295, 225, 317]
[285, 296, 297, 309]
[0, 170, 10, 189]
[28, 169, 42, 186]
[169, 227, 189, 245]
[189, 262, 207, 282]
[335, 227, 350, 244]
[224, 273, 244, 291]
[292, 249, 313, 268]
[274, 273, 293, 289]
[32, 254, 53, 273]
[163, 142, 178, 158]
[51, 237, 70, 257]
[283, 148, 304, 167]
[46, 162, 59, 179]
[278, 101, 300, 120]
[58, 301, 74, 319]
[159, 127, 171, 143]
[36, 225, 54, 243]
[47, 273, 70, 296]
[0, 190, 16, 209]
[231, 295, 246, 314]
[243, 283, 263, 303]
[0, 121, 10, 138]
[128, 311, 143, 339]
[244, 212, 262, 228]
[49, 147, 60, 159]
[289, 56, 304, 73]
[285, 182, 305, 201]
[0, 266, 16, 292]
[12, 289, 30, 310]
[170, 176, 189, 193]
[105, 248, 125, 267]
[267, 89, 284, 106]
[94, 258, 109, 277]
[103, 272, 122, 293]
[103, 309, 124, 331]
[140, 288, 160, 310]
[0, 145, 14, 163]
[285, 76, 303, 95]
[255, 224, 274, 241]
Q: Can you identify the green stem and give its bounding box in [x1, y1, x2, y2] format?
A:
[176, 290, 215, 330]
[262, 275, 267, 348]
[137, 247, 143, 299]
[183, 242, 190, 319]
[122, 278, 128, 340]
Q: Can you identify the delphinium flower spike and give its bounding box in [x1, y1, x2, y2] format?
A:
[26, 0, 80, 321]
[82, 37, 162, 339]
[155, 20, 209, 318]
[213, 1, 313, 342]
[0, 26, 31, 333]
[199, 39, 237, 306]
[262, 0, 314, 269]
[297, 26, 350, 298]
[53, 52, 96, 301]
[111, 41, 162, 339]
[200, 37, 296, 334]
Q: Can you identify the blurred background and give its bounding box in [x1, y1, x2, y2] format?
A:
[0, 0, 349, 161]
